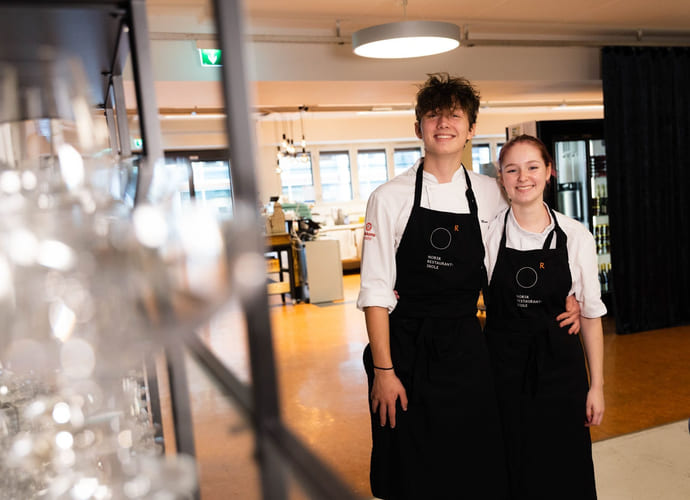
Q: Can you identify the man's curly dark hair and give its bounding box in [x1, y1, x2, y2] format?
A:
[415, 73, 481, 129]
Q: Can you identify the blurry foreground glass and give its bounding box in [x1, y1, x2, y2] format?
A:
[0, 54, 241, 498]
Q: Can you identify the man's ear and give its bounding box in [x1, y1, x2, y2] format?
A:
[414, 121, 422, 139]
[466, 123, 476, 142]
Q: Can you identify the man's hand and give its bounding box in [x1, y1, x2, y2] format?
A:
[557, 294, 581, 334]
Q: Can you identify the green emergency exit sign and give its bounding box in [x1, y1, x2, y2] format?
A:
[199, 49, 222, 67]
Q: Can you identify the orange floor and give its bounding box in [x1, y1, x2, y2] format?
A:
[169, 273, 690, 499]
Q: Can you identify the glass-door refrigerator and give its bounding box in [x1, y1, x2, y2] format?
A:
[507, 119, 612, 309]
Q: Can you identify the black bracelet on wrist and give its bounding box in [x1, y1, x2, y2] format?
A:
[373, 365, 394, 370]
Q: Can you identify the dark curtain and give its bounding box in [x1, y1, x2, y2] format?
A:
[601, 47, 690, 334]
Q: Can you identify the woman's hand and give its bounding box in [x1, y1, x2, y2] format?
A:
[371, 370, 408, 428]
[585, 385, 605, 427]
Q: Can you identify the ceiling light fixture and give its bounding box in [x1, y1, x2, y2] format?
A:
[351, 1, 460, 59]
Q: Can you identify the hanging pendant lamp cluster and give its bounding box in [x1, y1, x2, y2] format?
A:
[274, 106, 310, 174]
[351, 1, 461, 59]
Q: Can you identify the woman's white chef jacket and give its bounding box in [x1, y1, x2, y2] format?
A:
[357, 160, 507, 312]
[484, 205, 607, 318]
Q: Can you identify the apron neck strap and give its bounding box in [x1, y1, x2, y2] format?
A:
[463, 167, 478, 216]
[413, 162, 476, 214]
[500, 205, 568, 250]
[542, 206, 567, 249]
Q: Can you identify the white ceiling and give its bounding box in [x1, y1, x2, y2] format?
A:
[139, 0, 690, 113]
[150, 0, 690, 31]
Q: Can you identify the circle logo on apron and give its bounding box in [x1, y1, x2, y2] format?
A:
[430, 227, 452, 250]
[515, 266, 538, 288]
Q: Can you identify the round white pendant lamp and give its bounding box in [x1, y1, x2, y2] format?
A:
[352, 21, 461, 59]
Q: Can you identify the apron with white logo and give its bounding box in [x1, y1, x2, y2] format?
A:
[364, 164, 508, 499]
[485, 207, 596, 500]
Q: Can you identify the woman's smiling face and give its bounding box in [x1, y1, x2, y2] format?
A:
[499, 141, 552, 206]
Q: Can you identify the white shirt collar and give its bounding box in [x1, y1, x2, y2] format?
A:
[508, 202, 555, 238]
[413, 158, 468, 184]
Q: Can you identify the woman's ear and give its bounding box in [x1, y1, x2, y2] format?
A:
[546, 163, 553, 183]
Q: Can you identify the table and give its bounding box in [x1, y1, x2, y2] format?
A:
[265, 233, 303, 303]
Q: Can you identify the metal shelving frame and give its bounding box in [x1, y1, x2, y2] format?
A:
[0, 1, 360, 498]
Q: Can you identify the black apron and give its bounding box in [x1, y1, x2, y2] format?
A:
[484, 207, 596, 500]
[364, 164, 509, 500]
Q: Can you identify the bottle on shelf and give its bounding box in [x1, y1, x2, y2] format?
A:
[602, 224, 609, 253]
[606, 263, 612, 291]
[600, 183, 608, 215]
[599, 264, 608, 293]
[594, 223, 611, 255]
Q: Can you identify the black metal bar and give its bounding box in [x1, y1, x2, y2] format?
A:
[104, 106, 119, 155]
[111, 75, 131, 157]
[185, 335, 253, 416]
[105, 16, 131, 158]
[210, 0, 282, 422]
[126, 0, 162, 204]
[144, 354, 165, 453]
[209, 0, 287, 499]
[263, 422, 362, 500]
[165, 345, 200, 500]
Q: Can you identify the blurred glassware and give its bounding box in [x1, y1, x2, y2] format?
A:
[0, 53, 123, 210]
[0, 53, 211, 498]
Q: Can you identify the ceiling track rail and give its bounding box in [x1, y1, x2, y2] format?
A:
[150, 29, 690, 48]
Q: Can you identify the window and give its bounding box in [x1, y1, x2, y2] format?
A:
[496, 143, 504, 161]
[280, 153, 315, 202]
[472, 144, 492, 168]
[357, 149, 387, 200]
[190, 159, 233, 215]
[393, 147, 422, 177]
[165, 150, 234, 216]
[319, 151, 352, 201]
